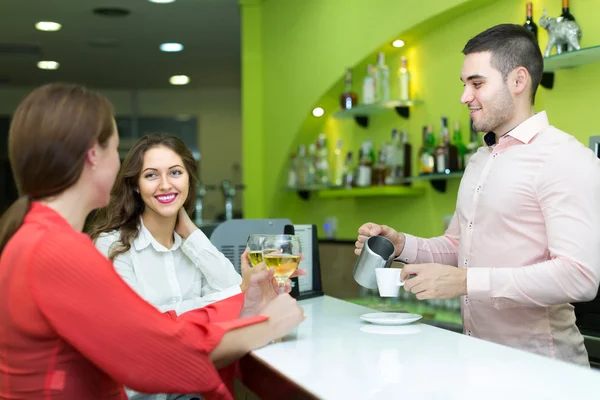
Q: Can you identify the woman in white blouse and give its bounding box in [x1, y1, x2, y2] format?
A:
[89, 133, 250, 316]
[88, 133, 252, 400]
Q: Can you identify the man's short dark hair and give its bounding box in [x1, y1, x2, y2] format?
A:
[462, 24, 543, 104]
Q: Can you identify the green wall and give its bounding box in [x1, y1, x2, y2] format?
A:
[242, 0, 600, 240]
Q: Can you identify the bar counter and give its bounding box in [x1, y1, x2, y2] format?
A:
[239, 296, 599, 399]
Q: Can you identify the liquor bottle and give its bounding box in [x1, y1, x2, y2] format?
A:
[398, 56, 411, 101]
[286, 153, 298, 188]
[332, 139, 345, 187]
[385, 129, 402, 184]
[340, 68, 358, 110]
[464, 119, 480, 167]
[557, 0, 575, 53]
[434, 117, 458, 174]
[356, 141, 374, 187]
[375, 52, 390, 102]
[306, 143, 317, 186]
[523, 2, 538, 40]
[344, 152, 355, 188]
[418, 126, 435, 174]
[372, 150, 388, 186]
[295, 145, 309, 187]
[401, 130, 412, 181]
[314, 134, 329, 186]
[452, 121, 466, 171]
[362, 64, 376, 105]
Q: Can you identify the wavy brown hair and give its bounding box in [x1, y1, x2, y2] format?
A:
[87, 133, 197, 261]
[0, 83, 114, 254]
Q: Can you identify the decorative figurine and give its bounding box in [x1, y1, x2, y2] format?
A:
[539, 8, 582, 57]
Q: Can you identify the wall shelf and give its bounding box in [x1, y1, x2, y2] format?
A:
[288, 171, 464, 199]
[317, 185, 425, 199]
[541, 45, 600, 89]
[332, 99, 422, 128]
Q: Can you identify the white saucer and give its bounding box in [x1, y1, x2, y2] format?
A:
[360, 312, 422, 326]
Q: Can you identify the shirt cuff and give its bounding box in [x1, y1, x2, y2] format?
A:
[467, 268, 492, 301]
[396, 233, 418, 263]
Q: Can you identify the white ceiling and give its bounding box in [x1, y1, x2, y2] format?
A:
[0, 0, 241, 89]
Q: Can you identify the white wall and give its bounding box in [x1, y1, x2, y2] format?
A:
[0, 86, 243, 221]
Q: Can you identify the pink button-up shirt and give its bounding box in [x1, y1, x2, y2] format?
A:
[399, 111, 600, 366]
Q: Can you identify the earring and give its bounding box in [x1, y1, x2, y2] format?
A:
[135, 188, 139, 193]
[92, 164, 96, 171]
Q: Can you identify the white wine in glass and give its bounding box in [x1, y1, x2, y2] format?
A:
[248, 251, 264, 266]
[246, 234, 275, 267]
[262, 235, 302, 292]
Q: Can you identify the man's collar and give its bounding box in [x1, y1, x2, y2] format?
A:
[483, 111, 548, 147]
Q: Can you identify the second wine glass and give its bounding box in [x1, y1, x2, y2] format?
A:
[261, 234, 302, 293]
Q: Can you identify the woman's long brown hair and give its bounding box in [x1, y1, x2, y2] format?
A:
[0, 83, 114, 254]
[87, 133, 197, 261]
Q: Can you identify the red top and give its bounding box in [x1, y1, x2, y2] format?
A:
[0, 203, 266, 400]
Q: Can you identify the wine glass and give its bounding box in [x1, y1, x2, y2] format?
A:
[246, 234, 273, 267]
[261, 234, 302, 293]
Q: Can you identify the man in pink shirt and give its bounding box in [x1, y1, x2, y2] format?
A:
[355, 24, 600, 366]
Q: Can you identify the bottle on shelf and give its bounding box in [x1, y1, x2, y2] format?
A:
[385, 129, 402, 185]
[561, 0, 576, 21]
[286, 153, 298, 188]
[340, 68, 358, 110]
[401, 130, 412, 181]
[362, 64, 376, 105]
[332, 139, 345, 187]
[314, 134, 330, 186]
[557, 0, 576, 53]
[344, 151, 355, 188]
[372, 150, 388, 186]
[375, 52, 390, 103]
[418, 125, 435, 174]
[434, 116, 459, 174]
[398, 56, 411, 101]
[296, 145, 314, 187]
[356, 141, 374, 187]
[307, 144, 318, 186]
[452, 121, 466, 171]
[523, 2, 538, 40]
[464, 118, 480, 167]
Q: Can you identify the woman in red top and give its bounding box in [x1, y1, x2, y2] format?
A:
[0, 83, 304, 400]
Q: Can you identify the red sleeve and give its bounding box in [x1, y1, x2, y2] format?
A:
[29, 233, 266, 400]
[169, 292, 252, 325]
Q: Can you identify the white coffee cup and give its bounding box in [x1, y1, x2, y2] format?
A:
[375, 268, 405, 297]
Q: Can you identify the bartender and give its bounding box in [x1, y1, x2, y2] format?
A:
[355, 24, 600, 366]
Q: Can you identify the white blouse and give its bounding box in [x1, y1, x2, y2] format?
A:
[95, 220, 242, 316]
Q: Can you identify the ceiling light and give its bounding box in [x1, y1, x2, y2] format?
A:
[312, 107, 324, 117]
[160, 42, 183, 52]
[169, 75, 190, 85]
[149, 0, 176, 3]
[392, 39, 405, 48]
[37, 61, 60, 70]
[35, 21, 62, 32]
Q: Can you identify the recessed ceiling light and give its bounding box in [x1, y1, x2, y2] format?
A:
[37, 61, 60, 70]
[169, 75, 189, 85]
[160, 42, 183, 52]
[35, 21, 62, 32]
[149, 0, 176, 3]
[392, 39, 405, 48]
[312, 107, 324, 117]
